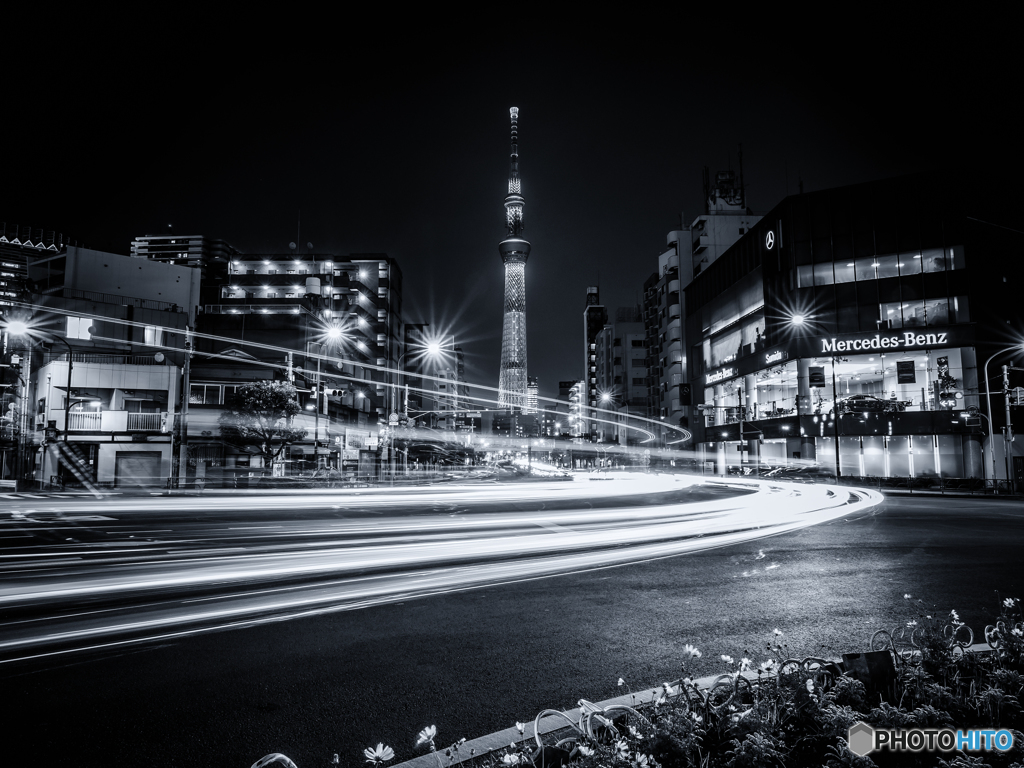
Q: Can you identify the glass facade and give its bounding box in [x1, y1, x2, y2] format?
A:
[686, 175, 990, 481]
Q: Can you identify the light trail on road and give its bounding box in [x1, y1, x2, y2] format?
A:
[0, 473, 882, 664]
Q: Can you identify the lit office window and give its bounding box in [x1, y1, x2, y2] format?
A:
[67, 317, 92, 340]
[144, 326, 164, 347]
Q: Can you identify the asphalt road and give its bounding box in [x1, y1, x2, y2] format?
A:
[3, 489, 1022, 768]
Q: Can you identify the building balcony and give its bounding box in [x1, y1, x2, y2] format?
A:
[204, 297, 323, 316]
[127, 412, 163, 431]
[58, 410, 164, 432]
[67, 411, 103, 430]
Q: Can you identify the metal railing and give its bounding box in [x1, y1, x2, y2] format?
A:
[127, 412, 162, 431]
[67, 411, 102, 430]
[44, 352, 166, 366]
[61, 287, 186, 312]
[834, 475, 1019, 496]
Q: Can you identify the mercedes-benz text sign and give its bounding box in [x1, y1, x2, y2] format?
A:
[822, 331, 948, 354]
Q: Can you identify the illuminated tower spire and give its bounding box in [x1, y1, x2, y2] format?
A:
[498, 106, 531, 409]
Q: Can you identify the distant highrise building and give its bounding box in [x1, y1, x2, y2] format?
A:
[691, 167, 761, 277]
[594, 307, 647, 444]
[583, 286, 607, 438]
[526, 376, 538, 414]
[498, 107, 531, 409]
[0, 224, 82, 311]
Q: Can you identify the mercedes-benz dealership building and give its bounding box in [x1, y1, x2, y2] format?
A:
[685, 172, 1023, 483]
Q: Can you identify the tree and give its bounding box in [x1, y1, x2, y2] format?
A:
[218, 381, 307, 466]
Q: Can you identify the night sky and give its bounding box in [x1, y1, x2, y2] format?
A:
[4, 21, 1012, 400]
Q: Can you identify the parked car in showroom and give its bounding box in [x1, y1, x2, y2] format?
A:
[837, 394, 888, 413]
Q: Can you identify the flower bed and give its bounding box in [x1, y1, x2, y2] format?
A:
[252, 596, 1024, 768]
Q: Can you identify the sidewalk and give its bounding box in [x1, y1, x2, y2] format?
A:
[391, 642, 997, 768]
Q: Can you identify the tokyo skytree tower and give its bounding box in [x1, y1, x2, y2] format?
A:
[498, 106, 531, 409]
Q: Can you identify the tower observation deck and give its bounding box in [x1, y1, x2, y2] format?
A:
[498, 107, 531, 409]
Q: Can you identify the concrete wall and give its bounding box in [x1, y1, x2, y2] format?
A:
[64, 247, 201, 318]
[96, 443, 172, 486]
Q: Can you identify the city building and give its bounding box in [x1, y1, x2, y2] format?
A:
[0, 224, 82, 310]
[131, 233, 240, 284]
[498, 107, 532, 409]
[644, 168, 760, 442]
[142, 246, 404, 483]
[14, 246, 195, 488]
[567, 380, 585, 437]
[594, 307, 648, 444]
[691, 167, 761, 277]
[526, 376, 538, 414]
[686, 171, 1024, 483]
[582, 286, 607, 439]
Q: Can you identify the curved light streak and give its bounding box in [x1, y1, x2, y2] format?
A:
[0, 475, 881, 663]
[3, 301, 690, 442]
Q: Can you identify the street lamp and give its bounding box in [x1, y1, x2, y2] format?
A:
[309, 321, 346, 470]
[392, 337, 454, 480]
[787, 313, 842, 481]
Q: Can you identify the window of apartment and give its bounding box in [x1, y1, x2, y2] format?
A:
[632, 378, 646, 386]
[144, 326, 163, 347]
[223, 385, 241, 405]
[67, 317, 92, 340]
[631, 340, 645, 347]
[189, 384, 221, 405]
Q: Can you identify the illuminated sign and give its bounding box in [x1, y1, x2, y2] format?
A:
[765, 231, 775, 249]
[821, 331, 949, 354]
[764, 349, 788, 365]
[705, 367, 736, 385]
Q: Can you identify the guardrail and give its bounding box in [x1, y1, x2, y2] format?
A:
[835, 475, 1018, 496]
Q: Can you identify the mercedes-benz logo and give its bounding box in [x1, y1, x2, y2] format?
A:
[765, 231, 775, 249]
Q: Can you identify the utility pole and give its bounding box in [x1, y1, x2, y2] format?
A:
[16, 345, 31, 491]
[738, 384, 745, 472]
[1004, 365, 1014, 493]
[177, 326, 193, 489]
[313, 350, 321, 468]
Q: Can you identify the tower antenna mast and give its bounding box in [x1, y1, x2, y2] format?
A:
[497, 107, 532, 410]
